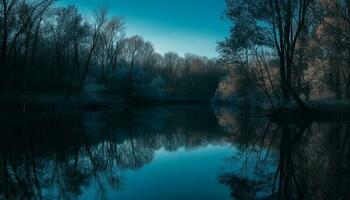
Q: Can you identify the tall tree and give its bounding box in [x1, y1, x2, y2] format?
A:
[76, 7, 108, 96]
[163, 52, 181, 93]
[219, 0, 313, 109]
[123, 35, 147, 97]
[95, 16, 125, 85]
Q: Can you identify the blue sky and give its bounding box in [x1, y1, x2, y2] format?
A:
[57, 0, 230, 58]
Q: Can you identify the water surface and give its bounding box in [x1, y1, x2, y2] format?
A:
[0, 106, 349, 199]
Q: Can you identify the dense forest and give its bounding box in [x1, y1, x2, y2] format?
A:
[0, 0, 350, 112]
[0, 0, 224, 106]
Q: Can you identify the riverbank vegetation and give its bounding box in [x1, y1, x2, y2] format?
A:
[216, 0, 350, 115]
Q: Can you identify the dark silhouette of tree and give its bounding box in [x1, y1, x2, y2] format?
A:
[123, 35, 148, 98]
[219, 0, 313, 109]
[76, 8, 108, 96]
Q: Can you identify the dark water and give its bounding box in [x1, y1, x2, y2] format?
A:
[0, 106, 349, 200]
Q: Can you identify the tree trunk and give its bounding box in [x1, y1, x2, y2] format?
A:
[282, 77, 309, 111]
[126, 57, 135, 98]
[76, 34, 99, 97]
[280, 61, 290, 103]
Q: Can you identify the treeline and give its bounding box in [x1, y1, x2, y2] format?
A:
[0, 0, 224, 102]
[216, 0, 350, 110]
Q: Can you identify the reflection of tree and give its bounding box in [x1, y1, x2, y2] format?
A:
[0, 113, 119, 200]
[271, 123, 308, 200]
[216, 107, 350, 200]
[218, 121, 308, 199]
[0, 105, 230, 199]
[219, 173, 267, 200]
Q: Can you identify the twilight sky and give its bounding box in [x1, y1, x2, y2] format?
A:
[57, 0, 230, 58]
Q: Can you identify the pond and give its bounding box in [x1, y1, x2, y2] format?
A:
[0, 105, 349, 200]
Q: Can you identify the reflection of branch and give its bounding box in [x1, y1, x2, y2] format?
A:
[29, 152, 42, 199]
[81, 131, 105, 192]
[272, 163, 281, 199]
[9, 153, 33, 199]
[255, 121, 272, 169]
[257, 124, 281, 171]
[290, 156, 303, 199]
[2, 156, 10, 199]
[223, 116, 311, 199]
[291, 121, 310, 146]
[271, 122, 309, 200]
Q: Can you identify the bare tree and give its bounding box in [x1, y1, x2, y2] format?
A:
[95, 16, 125, 85]
[0, 0, 54, 89]
[163, 52, 181, 93]
[76, 7, 108, 96]
[123, 35, 146, 98]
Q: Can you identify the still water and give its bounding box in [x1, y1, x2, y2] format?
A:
[0, 105, 349, 199]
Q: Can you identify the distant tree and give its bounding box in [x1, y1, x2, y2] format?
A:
[95, 16, 125, 85]
[65, 6, 89, 95]
[76, 7, 108, 96]
[163, 52, 181, 93]
[123, 35, 147, 97]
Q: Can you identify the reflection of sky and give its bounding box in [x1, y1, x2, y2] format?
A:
[80, 145, 234, 200]
[79, 144, 277, 200]
[57, 0, 230, 58]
